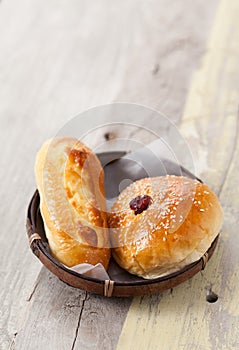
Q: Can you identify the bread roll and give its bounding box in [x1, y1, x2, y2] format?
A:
[35, 137, 110, 269]
[109, 175, 223, 279]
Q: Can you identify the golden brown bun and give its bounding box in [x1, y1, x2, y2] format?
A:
[109, 176, 223, 279]
[35, 137, 110, 269]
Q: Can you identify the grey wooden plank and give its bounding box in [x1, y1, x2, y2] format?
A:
[74, 294, 132, 350]
[0, 0, 219, 349]
[14, 268, 132, 350]
[15, 268, 87, 350]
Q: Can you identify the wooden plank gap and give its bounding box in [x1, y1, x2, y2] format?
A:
[26, 281, 39, 302]
[9, 332, 18, 350]
[70, 291, 88, 350]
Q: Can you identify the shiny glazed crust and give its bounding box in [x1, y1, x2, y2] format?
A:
[109, 176, 223, 279]
[35, 137, 110, 268]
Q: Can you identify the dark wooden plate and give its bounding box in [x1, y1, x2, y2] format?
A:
[26, 151, 219, 297]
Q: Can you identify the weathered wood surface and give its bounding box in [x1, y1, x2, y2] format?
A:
[117, 0, 239, 349]
[3, 0, 238, 349]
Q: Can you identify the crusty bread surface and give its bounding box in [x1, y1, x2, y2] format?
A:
[109, 176, 223, 279]
[35, 137, 110, 269]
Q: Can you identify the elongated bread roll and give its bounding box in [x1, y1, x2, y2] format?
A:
[109, 175, 223, 279]
[35, 137, 110, 269]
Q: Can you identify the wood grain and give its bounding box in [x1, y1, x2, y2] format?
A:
[15, 268, 131, 350]
[0, 0, 219, 349]
[116, 0, 239, 349]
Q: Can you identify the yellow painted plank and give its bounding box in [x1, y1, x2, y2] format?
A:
[116, 0, 239, 349]
[117, 242, 228, 350]
[180, 0, 239, 182]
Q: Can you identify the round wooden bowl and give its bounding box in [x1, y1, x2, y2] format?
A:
[26, 152, 219, 297]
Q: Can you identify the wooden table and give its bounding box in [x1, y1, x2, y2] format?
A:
[1, 0, 239, 349]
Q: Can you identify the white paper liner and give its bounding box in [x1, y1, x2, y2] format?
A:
[65, 263, 110, 280]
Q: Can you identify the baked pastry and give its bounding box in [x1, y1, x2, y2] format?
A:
[109, 175, 223, 279]
[35, 137, 110, 269]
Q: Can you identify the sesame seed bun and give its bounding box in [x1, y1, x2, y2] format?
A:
[109, 176, 223, 279]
